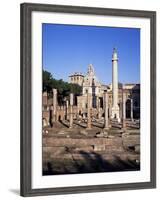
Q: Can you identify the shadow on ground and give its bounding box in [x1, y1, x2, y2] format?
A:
[43, 151, 140, 176]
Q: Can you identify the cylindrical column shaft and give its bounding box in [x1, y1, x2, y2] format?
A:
[111, 48, 120, 121]
[98, 98, 101, 119]
[87, 92, 91, 129]
[52, 88, 57, 122]
[112, 58, 118, 108]
[109, 105, 111, 118]
[104, 92, 109, 129]
[122, 91, 126, 128]
[69, 93, 73, 128]
[96, 96, 99, 109]
[130, 98, 133, 121]
[66, 100, 69, 120]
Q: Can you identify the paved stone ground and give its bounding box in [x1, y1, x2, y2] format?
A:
[43, 120, 140, 175]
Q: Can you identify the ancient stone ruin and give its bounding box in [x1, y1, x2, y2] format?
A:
[42, 48, 140, 175]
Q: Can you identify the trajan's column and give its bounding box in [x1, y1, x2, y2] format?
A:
[111, 48, 120, 122]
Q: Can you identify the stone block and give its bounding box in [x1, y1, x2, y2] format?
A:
[80, 130, 88, 136]
[74, 146, 93, 152]
[43, 146, 66, 155]
[43, 137, 123, 147]
[93, 145, 106, 151]
[57, 130, 66, 135]
[122, 134, 140, 148]
[95, 130, 108, 138]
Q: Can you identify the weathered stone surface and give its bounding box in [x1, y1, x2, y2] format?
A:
[80, 130, 88, 136]
[108, 135, 115, 139]
[95, 130, 108, 138]
[93, 145, 106, 151]
[104, 145, 124, 152]
[74, 146, 93, 152]
[57, 130, 66, 135]
[122, 134, 140, 147]
[43, 137, 122, 147]
[135, 145, 140, 153]
[122, 132, 130, 137]
[43, 146, 66, 153]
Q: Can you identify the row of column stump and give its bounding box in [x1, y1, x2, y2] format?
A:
[51, 88, 133, 130]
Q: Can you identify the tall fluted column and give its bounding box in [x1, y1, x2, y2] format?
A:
[104, 92, 109, 129]
[111, 48, 120, 122]
[52, 88, 57, 122]
[69, 93, 73, 128]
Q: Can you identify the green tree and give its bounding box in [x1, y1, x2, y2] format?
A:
[43, 70, 82, 101]
[43, 70, 53, 92]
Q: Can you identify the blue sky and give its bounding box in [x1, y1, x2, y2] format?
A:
[42, 23, 140, 85]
